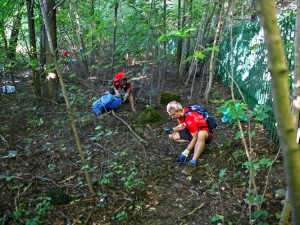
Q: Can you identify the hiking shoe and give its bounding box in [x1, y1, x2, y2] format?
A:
[131, 107, 136, 112]
[181, 162, 196, 175]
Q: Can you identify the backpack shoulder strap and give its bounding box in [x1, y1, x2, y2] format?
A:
[183, 109, 192, 120]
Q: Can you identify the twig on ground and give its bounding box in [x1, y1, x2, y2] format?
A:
[83, 207, 97, 225]
[111, 110, 147, 144]
[179, 202, 206, 220]
[93, 142, 116, 155]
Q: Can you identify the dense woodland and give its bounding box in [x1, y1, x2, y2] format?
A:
[1, 0, 300, 224]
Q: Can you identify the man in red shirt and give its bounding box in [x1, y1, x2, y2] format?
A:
[166, 101, 213, 175]
[111, 72, 136, 112]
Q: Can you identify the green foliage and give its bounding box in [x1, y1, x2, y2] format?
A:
[253, 210, 268, 219]
[36, 197, 51, 215]
[0, 215, 8, 225]
[211, 214, 224, 222]
[115, 210, 128, 221]
[101, 172, 113, 185]
[245, 192, 266, 206]
[217, 100, 248, 123]
[250, 104, 272, 122]
[242, 157, 272, 175]
[157, 26, 197, 42]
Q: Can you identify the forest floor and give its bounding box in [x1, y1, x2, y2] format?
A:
[0, 63, 287, 225]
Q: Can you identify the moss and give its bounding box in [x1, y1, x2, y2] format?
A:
[47, 190, 71, 205]
[137, 106, 163, 124]
[160, 92, 181, 105]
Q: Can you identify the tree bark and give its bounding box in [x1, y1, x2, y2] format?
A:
[26, 0, 41, 101]
[74, 0, 89, 76]
[280, 0, 300, 223]
[40, 0, 59, 103]
[204, 1, 227, 103]
[256, 1, 300, 224]
[176, 0, 182, 80]
[110, 2, 119, 75]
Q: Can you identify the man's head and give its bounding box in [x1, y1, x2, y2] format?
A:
[167, 101, 184, 119]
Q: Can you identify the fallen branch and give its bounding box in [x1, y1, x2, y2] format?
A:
[111, 110, 147, 144]
[179, 202, 206, 220]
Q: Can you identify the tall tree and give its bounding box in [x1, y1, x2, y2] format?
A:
[6, 1, 24, 83]
[40, 0, 59, 103]
[111, 1, 119, 75]
[256, 0, 300, 224]
[26, 0, 41, 101]
[38, 0, 95, 195]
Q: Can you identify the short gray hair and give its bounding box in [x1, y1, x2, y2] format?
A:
[167, 101, 183, 113]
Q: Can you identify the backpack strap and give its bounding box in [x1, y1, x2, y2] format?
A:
[183, 110, 209, 131]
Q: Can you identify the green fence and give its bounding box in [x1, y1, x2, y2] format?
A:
[216, 11, 296, 142]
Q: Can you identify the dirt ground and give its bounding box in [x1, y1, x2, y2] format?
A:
[0, 64, 286, 225]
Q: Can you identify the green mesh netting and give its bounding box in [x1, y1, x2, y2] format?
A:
[216, 10, 296, 142]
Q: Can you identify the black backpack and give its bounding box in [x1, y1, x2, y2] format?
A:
[183, 105, 218, 132]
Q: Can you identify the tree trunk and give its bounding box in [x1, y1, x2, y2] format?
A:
[204, 2, 226, 103]
[280, 0, 300, 223]
[74, 0, 89, 76]
[26, 0, 41, 101]
[40, 0, 59, 103]
[176, 0, 182, 80]
[6, 2, 23, 84]
[256, 1, 300, 224]
[38, 0, 95, 196]
[110, 2, 119, 75]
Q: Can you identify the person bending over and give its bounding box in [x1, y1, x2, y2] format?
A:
[111, 72, 136, 112]
[165, 101, 214, 175]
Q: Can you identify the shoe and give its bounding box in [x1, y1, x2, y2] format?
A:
[181, 162, 196, 175]
[131, 107, 136, 112]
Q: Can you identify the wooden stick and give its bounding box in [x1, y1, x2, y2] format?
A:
[179, 202, 206, 220]
[111, 110, 147, 144]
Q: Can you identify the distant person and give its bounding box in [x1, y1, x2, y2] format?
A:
[61, 49, 70, 69]
[61, 49, 69, 59]
[111, 72, 136, 112]
[165, 101, 214, 175]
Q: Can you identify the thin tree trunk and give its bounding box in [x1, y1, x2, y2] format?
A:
[40, 0, 59, 103]
[176, 0, 182, 80]
[256, 1, 300, 224]
[74, 0, 89, 76]
[204, 2, 226, 103]
[280, 0, 300, 223]
[110, 2, 119, 75]
[7, 2, 23, 84]
[39, 0, 95, 196]
[26, 0, 41, 101]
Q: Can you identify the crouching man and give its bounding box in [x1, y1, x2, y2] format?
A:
[165, 101, 214, 175]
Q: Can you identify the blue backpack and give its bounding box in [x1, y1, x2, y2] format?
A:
[92, 94, 122, 116]
[184, 105, 218, 132]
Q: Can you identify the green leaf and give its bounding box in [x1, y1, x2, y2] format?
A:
[204, 46, 220, 52]
[211, 214, 224, 222]
[219, 168, 227, 178]
[253, 210, 268, 219]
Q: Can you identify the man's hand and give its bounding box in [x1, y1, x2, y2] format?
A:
[178, 149, 189, 163]
[164, 127, 174, 135]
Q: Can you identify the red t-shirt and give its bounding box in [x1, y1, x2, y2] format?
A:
[112, 78, 132, 90]
[178, 107, 213, 136]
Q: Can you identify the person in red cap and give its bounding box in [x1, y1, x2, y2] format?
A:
[111, 72, 136, 112]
